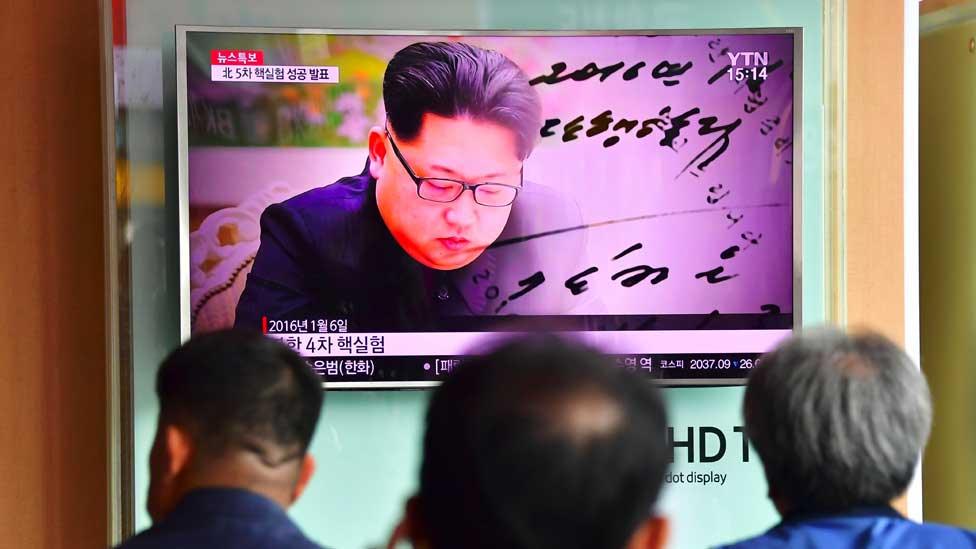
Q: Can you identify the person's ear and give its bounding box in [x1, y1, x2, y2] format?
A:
[162, 423, 194, 479]
[626, 515, 669, 549]
[147, 422, 194, 523]
[290, 454, 316, 505]
[368, 126, 388, 180]
[386, 495, 429, 549]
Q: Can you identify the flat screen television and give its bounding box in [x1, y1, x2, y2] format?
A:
[177, 26, 800, 388]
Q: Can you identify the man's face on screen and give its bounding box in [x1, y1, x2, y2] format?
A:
[373, 114, 522, 271]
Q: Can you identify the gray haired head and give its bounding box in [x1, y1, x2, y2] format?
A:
[744, 327, 932, 513]
[383, 41, 542, 160]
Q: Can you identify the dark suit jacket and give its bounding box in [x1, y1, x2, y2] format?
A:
[235, 161, 587, 332]
[115, 488, 324, 549]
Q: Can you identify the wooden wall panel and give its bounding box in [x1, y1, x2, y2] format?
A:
[845, 0, 906, 345]
[0, 0, 108, 547]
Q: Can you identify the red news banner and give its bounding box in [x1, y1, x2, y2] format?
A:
[209, 49, 339, 83]
[211, 49, 265, 65]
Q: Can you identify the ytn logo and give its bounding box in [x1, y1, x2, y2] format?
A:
[727, 51, 769, 66]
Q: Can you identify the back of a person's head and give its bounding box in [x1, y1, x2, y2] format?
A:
[744, 327, 932, 513]
[418, 336, 669, 549]
[156, 329, 324, 466]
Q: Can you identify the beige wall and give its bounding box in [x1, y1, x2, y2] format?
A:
[845, 0, 906, 345]
[842, 0, 908, 515]
[0, 0, 109, 547]
[920, 16, 976, 527]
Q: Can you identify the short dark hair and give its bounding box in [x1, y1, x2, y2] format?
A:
[156, 330, 324, 465]
[419, 336, 669, 549]
[744, 327, 932, 513]
[383, 41, 542, 160]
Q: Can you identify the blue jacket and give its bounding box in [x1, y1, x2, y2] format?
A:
[718, 506, 976, 549]
[115, 487, 324, 549]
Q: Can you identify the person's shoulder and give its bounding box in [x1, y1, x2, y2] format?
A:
[504, 179, 583, 237]
[716, 517, 976, 549]
[279, 171, 372, 216]
[259, 526, 326, 549]
[902, 520, 976, 546]
[267, 169, 376, 240]
[113, 524, 326, 549]
[113, 532, 151, 549]
[714, 532, 788, 549]
[111, 526, 189, 549]
[516, 179, 579, 213]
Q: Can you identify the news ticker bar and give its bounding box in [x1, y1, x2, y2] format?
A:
[305, 353, 763, 385]
[268, 329, 792, 358]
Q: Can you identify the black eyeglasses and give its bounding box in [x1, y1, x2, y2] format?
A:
[385, 129, 522, 207]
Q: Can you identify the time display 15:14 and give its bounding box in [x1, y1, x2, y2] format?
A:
[727, 66, 768, 82]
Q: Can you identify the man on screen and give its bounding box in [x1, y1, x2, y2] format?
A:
[235, 41, 586, 331]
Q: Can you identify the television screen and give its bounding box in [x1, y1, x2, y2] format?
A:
[178, 26, 799, 388]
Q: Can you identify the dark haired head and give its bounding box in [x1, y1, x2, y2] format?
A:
[383, 41, 542, 159]
[744, 327, 932, 514]
[156, 330, 324, 465]
[416, 335, 669, 549]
